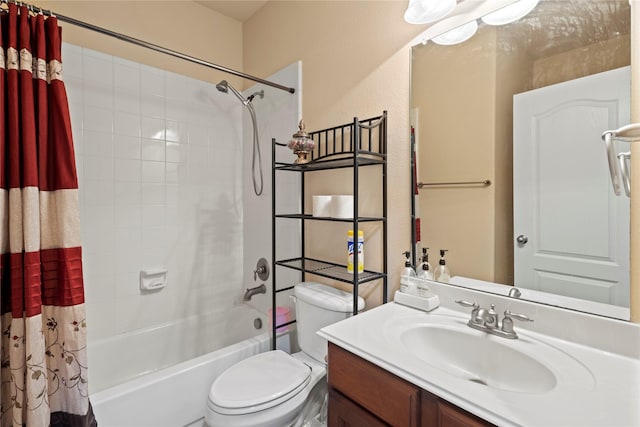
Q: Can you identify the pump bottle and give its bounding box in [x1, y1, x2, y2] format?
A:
[400, 251, 416, 294]
[434, 249, 450, 283]
[416, 247, 433, 281]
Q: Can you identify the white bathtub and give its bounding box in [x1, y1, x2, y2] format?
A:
[90, 305, 271, 426]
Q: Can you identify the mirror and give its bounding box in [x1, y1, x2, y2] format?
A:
[410, 0, 631, 319]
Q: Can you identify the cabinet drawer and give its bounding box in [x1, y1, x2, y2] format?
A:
[328, 343, 420, 427]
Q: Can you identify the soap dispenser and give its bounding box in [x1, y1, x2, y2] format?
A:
[416, 247, 433, 281]
[400, 251, 416, 294]
[434, 249, 450, 283]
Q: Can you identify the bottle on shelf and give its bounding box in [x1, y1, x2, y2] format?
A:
[347, 230, 364, 273]
[434, 249, 450, 283]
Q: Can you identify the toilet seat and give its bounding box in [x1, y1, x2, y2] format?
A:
[208, 350, 311, 415]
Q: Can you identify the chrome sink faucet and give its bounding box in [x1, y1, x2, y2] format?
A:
[455, 300, 533, 339]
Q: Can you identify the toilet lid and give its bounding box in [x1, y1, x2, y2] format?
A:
[209, 350, 311, 415]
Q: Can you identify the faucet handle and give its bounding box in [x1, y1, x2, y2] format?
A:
[455, 300, 479, 309]
[455, 300, 482, 324]
[504, 310, 533, 323]
[501, 310, 533, 337]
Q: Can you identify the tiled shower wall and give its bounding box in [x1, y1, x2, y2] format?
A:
[63, 43, 299, 392]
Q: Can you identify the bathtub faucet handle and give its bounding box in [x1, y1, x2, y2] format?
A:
[254, 258, 270, 281]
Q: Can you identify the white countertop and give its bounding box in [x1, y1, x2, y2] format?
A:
[319, 302, 640, 427]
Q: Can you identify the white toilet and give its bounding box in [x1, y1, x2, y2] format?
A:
[205, 282, 364, 427]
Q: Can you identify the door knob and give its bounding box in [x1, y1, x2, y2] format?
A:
[516, 235, 528, 245]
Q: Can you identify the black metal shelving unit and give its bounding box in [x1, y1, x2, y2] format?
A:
[270, 112, 388, 349]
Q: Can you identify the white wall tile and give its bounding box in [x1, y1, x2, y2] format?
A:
[142, 94, 165, 118]
[83, 130, 113, 158]
[142, 205, 166, 228]
[141, 138, 166, 162]
[115, 270, 142, 298]
[188, 124, 208, 146]
[166, 100, 187, 123]
[114, 158, 141, 182]
[142, 246, 168, 270]
[83, 179, 114, 207]
[165, 119, 185, 142]
[84, 82, 113, 110]
[165, 163, 183, 185]
[142, 183, 166, 205]
[114, 111, 141, 137]
[115, 181, 141, 205]
[165, 71, 187, 101]
[142, 227, 167, 250]
[84, 105, 113, 134]
[62, 43, 84, 80]
[166, 142, 187, 163]
[141, 161, 165, 183]
[83, 52, 113, 85]
[82, 206, 115, 254]
[142, 65, 165, 97]
[114, 135, 141, 160]
[141, 116, 165, 139]
[115, 62, 141, 92]
[114, 293, 169, 334]
[83, 155, 114, 181]
[115, 204, 141, 229]
[188, 145, 208, 164]
[115, 228, 142, 276]
[85, 301, 116, 341]
[115, 90, 141, 115]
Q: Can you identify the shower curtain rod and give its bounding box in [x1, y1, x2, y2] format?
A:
[0, 0, 296, 94]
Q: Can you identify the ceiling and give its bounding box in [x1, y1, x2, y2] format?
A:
[195, 1, 269, 22]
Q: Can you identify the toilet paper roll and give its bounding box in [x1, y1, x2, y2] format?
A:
[312, 195, 332, 217]
[332, 195, 354, 218]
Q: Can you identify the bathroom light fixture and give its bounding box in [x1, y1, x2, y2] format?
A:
[431, 20, 479, 45]
[404, 0, 456, 24]
[481, 0, 540, 26]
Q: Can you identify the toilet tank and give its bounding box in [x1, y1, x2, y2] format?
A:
[293, 282, 365, 363]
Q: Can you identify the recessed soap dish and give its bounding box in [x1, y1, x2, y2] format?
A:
[140, 269, 168, 292]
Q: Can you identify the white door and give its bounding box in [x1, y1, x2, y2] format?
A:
[513, 66, 630, 307]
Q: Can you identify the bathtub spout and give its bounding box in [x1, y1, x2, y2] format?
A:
[243, 284, 266, 301]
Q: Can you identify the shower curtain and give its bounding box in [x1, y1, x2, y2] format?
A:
[0, 4, 96, 427]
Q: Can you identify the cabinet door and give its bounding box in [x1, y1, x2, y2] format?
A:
[328, 343, 421, 426]
[438, 400, 492, 427]
[422, 390, 494, 427]
[328, 389, 389, 427]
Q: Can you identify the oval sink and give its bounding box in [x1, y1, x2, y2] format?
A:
[385, 312, 596, 395]
[400, 325, 557, 393]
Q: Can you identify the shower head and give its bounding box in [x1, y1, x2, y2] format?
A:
[216, 80, 264, 105]
[216, 79, 249, 105]
[215, 80, 228, 93]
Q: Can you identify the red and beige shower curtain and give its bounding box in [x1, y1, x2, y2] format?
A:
[0, 4, 96, 426]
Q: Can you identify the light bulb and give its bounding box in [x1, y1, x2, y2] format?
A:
[431, 20, 478, 45]
[481, 0, 540, 26]
[404, 0, 456, 24]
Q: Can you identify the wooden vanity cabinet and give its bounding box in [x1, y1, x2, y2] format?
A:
[327, 343, 494, 427]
